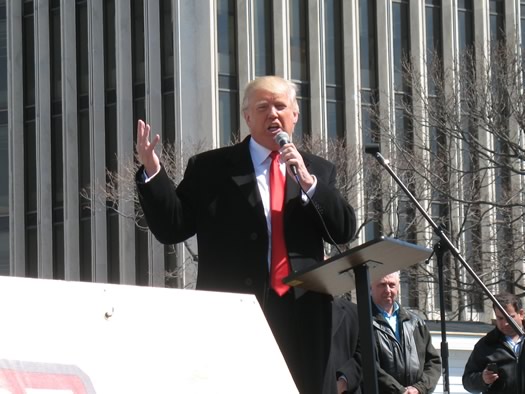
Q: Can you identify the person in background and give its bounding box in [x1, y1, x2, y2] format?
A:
[135, 75, 356, 394]
[371, 272, 441, 394]
[462, 292, 525, 394]
[325, 293, 362, 394]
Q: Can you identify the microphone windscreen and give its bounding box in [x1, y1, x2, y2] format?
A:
[274, 131, 290, 147]
[364, 143, 381, 155]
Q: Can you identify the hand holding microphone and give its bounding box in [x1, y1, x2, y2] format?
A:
[274, 131, 298, 176]
[273, 131, 315, 191]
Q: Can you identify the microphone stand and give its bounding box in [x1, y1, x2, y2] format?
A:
[366, 147, 524, 394]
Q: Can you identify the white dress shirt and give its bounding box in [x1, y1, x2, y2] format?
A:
[249, 137, 316, 269]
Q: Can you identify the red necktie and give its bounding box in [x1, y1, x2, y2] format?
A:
[269, 151, 290, 296]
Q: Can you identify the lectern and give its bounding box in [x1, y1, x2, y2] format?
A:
[284, 237, 432, 394]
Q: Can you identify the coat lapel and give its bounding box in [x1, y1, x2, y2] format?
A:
[228, 138, 311, 233]
[229, 137, 267, 228]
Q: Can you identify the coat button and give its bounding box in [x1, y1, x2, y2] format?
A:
[244, 278, 253, 286]
[250, 232, 258, 240]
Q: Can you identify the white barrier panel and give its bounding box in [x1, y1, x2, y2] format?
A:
[0, 276, 298, 394]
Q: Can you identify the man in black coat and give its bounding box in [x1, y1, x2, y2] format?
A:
[462, 292, 525, 394]
[324, 295, 362, 394]
[135, 75, 356, 394]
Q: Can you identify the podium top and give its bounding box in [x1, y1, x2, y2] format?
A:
[284, 237, 432, 296]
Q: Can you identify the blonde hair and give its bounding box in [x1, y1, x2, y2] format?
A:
[241, 76, 299, 113]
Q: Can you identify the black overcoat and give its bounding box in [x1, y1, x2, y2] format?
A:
[137, 136, 356, 394]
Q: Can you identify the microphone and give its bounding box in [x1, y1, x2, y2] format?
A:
[364, 143, 389, 165]
[364, 143, 381, 155]
[274, 131, 298, 176]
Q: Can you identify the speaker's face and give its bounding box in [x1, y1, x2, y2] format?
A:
[243, 88, 298, 151]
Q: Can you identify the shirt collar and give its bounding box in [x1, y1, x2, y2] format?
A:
[376, 302, 400, 318]
[505, 334, 524, 344]
[249, 137, 273, 166]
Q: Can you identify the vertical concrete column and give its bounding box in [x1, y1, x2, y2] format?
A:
[376, 0, 396, 234]
[115, 1, 136, 284]
[88, 0, 108, 282]
[504, 0, 525, 290]
[144, 0, 165, 287]
[441, 0, 462, 316]
[237, 0, 253, 139]
[376, 0, 393, 140]
[7, 0, 25, 276]
[409, 0, 434, 310]
[35, 0, 53, 278]
[61, 0, 80, 280]
[179, 0, 217, 147]
[171, 0, 188, 289]
[476, 0, 498, 268]
[273, 0, 290, 79]
[342, 0, 364, 244]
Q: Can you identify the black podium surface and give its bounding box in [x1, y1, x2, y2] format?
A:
[284, 237, 432, 295]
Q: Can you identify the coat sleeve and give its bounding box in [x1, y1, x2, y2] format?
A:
[337, 357, 362, 394]
[336, 323, 362, 393]
[136, 162, 197, 245]
[330, 298, 363, 394]
[375, 362, 406, 394]
[462, 341, 491, 393]
[411, 322, 442, 394]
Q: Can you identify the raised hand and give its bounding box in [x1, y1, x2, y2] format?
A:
[136, 119, 161, 176]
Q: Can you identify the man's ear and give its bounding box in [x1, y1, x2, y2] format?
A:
[243, 111, 251, 126]
[293, 110, 299, 125]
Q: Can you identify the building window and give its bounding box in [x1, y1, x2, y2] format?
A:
[360, 0, 378, 144]
[457, 0, 483, 312]
[76, 0, 92, 281]
[50, 0, 64, 278]
[131, 0, 145, 122]
[392, 0, 412, 163]
[160, 0, 175, 146]
[521, 2, 525, 47]
[325, 0, 344, 140]
[489, 0, 512, 294]
[425, 0, 442, 96]
[104, 0, 117, 174]
[290, 0, 310, 139]
[359, 0, 381, 241]
[131, 0, 149, 285]
[23, 0, 37, 277]
[393, 0, 418, 308]
[0, 0, 8, 275]
[458, 0, 473, 52]
[489, 0, 505, 42]
[217, 0, 239, 146]
[425, 0, 452, 311]
[159, 0, 179, 284]
[254, 0, 274, 76]
[104, 0, 120, 284]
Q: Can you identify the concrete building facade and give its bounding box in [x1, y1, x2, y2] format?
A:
[4, 0, 525, 323]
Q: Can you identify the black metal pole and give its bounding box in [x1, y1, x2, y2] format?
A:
[435, 241, 450, 394]
[354, 264, 379, 394]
